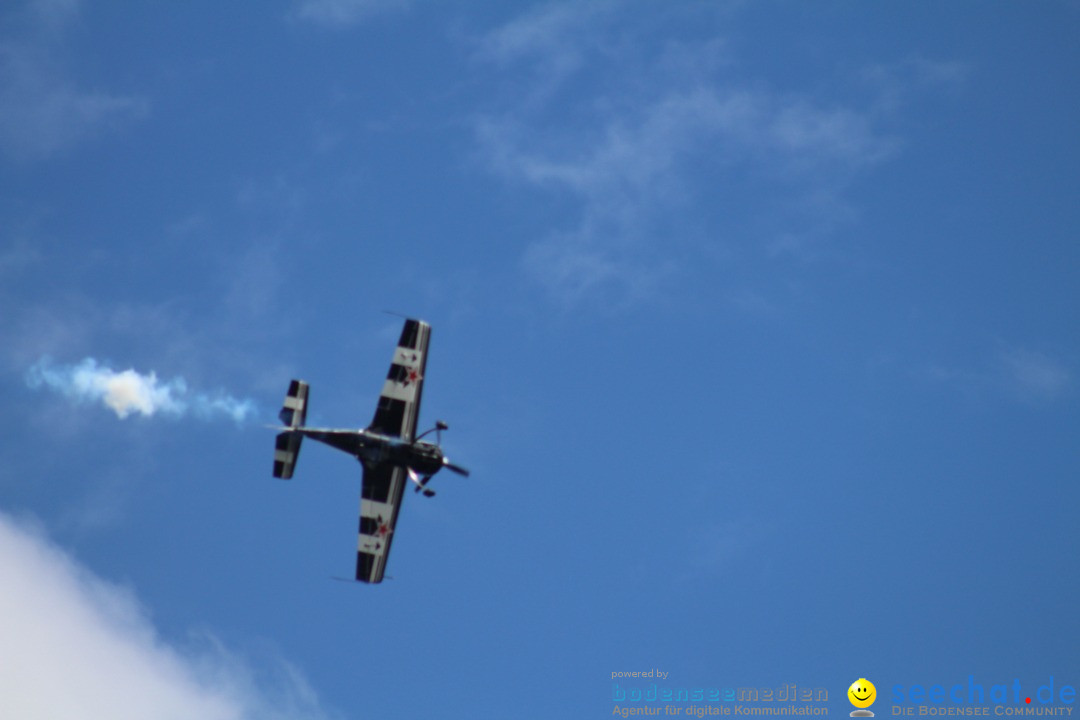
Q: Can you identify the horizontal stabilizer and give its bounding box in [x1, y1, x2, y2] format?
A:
[273, 380, 309, 479]
[273, 431, 303, 479]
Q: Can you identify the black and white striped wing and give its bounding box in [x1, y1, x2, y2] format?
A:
[367, 318, 430, 442]
[356, 318, 431, 582]
[356, 462, 407, 583]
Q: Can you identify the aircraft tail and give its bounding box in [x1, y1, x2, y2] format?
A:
[273, 379, 309, 479]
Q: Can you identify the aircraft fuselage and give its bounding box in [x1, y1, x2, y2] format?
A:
[298, 427, 445, 476]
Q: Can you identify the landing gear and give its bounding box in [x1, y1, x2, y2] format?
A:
[407, 468, 437, 497]
[408, 420, 469, 498]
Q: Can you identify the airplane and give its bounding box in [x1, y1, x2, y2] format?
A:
[272, 318, 469, 583]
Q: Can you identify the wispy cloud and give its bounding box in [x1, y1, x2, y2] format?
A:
[999, 348, 1072, 403]
[472, 4, 900, 305]
[24, 0, 81, 27]
[861, 56, 970, 114]
[292, 0, 410, 27]
[477, 1, 603, 64]
[482, 87, 891, 206]
[26, 357, 257, 422]
[0, 0, 147, 159]
[473, 0, 612, 106]
[0, 511, 337, 720]
[921, 346, 1072, 405]
[682, 517, 777, 581]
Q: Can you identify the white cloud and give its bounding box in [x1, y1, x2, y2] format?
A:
[479, 83, 893, 302]
[21, 0, 80, 28]
[292, 0, 410, 27]
[522, 230, 669, 309]
[1000, 348, 1072, 403]
[477, 1, 600, 63]
[0, 511, 337, 720]
[921, 347, 1072, 405]
[484, 86, 891, 204]
[683, 517, 776, 579]
[0, 2, 147, 159]
[473, 0, 611, 104]
[861, 56, 970, 114]
[27, 357, 257, 422]
[0, 237, 42, 276]
[473, 4, 899, 305]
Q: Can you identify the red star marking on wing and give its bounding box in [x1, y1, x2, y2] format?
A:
[407, 367, 421, 384]
[377, 521, 392, 538]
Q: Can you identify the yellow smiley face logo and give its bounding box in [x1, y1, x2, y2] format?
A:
[848, 679, 876, 709]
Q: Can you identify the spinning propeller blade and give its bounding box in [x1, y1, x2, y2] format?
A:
[443, 459, 470, 477]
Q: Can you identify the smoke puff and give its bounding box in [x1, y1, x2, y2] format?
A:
[27, 357, 255, 423]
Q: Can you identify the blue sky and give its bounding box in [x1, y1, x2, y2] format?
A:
[2, 1, 1078, 718]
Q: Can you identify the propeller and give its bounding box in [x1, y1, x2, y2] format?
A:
[414, 421, 469, 476]
[408, 458, 469, 497]
[443, 459, 470, 477]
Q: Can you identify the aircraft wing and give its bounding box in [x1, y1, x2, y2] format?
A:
[356, 461, 407, 583]
[355, 318, 431, 582]
[368, 318, 430, 442]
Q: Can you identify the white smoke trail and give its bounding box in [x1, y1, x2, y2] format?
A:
[26, 357, 256, 423]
